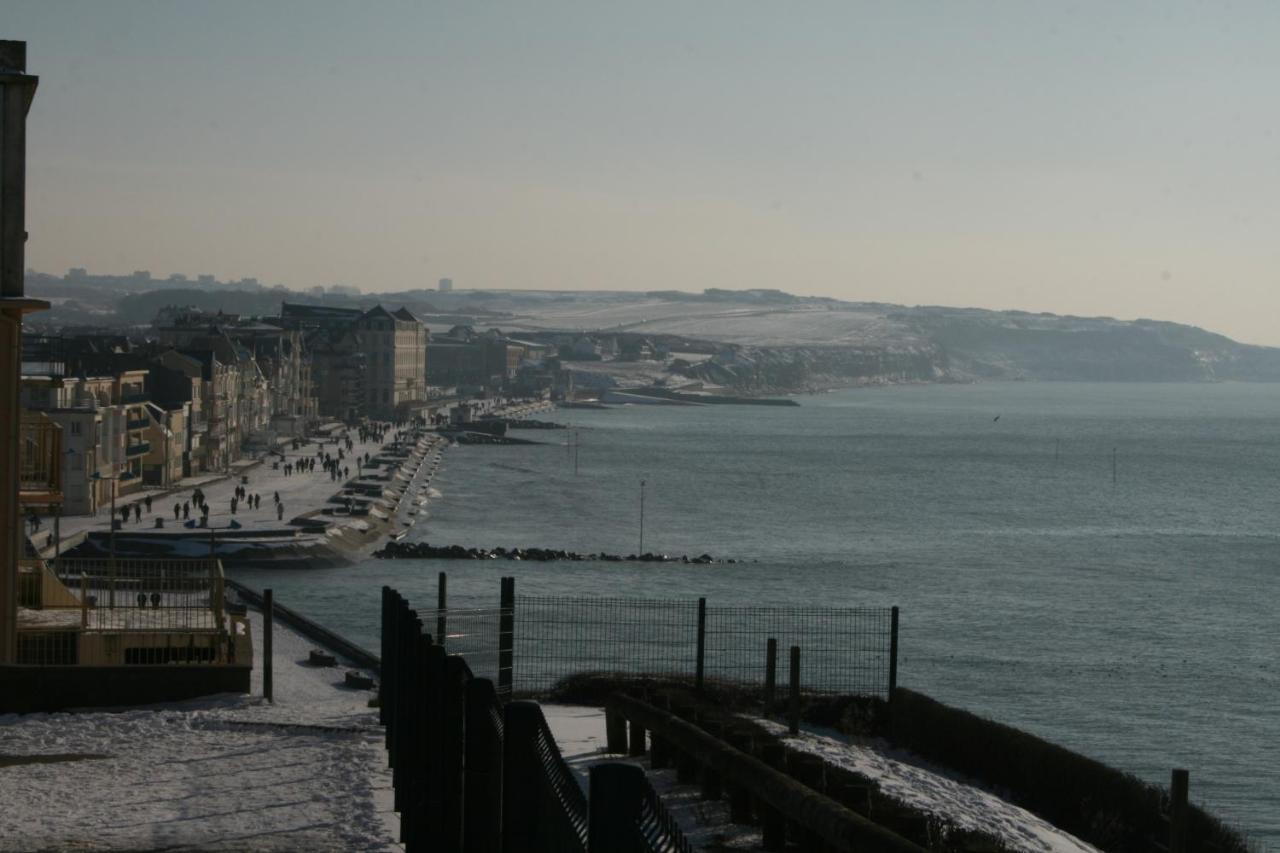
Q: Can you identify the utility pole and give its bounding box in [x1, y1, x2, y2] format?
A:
[638, 478, 646, 555]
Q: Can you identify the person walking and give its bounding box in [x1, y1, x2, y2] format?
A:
[231, 497, 237, 515]
[174, 502, 181, 521]
[276, 502, 284, 521]
[183, 501, 190, 520]
[144, 495, 152, 513]
[133, 503, 141, 523]
[273, 491, 280, 504]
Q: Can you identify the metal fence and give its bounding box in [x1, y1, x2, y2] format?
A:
[381, 587, 693, 853]
[509, 594, 897, 698]
[50, 557, 224, 633]
[422, 605, 507, 688]
[702, 604, 895, 698]
[423, 574, 898, 698]
[514, 596, 699, 693]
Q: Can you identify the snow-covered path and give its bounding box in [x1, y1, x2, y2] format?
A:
[0, 611, 399, 852]
[750, 718, 1100, 853]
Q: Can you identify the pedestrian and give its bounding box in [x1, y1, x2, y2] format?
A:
[344, 466, 349, 479]
[273, 491, 279, 504]
[254, 494, 261, 510]
[183, 501, 190, 520]
[133, 503, 141, 522]
[277, 502, 284, 521]
[174, 502, 181, 521]
[144, 495, 152, 513]
[202, 503, 209, 519]
[231, 497, 237, 514]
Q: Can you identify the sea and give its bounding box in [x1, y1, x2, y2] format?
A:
[231, 382, 1280, 843]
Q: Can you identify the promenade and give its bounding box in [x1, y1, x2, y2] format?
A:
[32, 428, 428, 560]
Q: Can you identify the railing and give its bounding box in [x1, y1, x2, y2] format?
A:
[19, 411, 62, 502]
[121, 392, 150, 404]
[20, 333, 66, 377]
[51, 557, 225, 633]
[607, 693, 925, 852]
[126, 417, 152, 431]
[381, 587, 692, 853]
[15, 557, 239, 666]
[429, 572, 898, 698]
[125, 441, 151, 456]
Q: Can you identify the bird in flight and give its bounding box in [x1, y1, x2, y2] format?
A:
[993, 415, 1001, 422]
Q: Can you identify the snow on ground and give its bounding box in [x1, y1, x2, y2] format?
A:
[38, 431, 395, 543]
[750, 718, 1100, 853]
[0, 610, 399, 852]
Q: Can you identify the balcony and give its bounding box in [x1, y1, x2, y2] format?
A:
[21, 334, 67, 379]
[125, 441, 151, 457]
[126, 417, 151, 431]
[120, 392, 149, 404]
[19, 411, 63, 506]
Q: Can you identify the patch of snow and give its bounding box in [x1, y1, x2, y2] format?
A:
[750, 718, 1099, 853]
[0, 610, 399, 852]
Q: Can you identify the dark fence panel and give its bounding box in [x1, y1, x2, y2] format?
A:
[382, 586, 694, 853]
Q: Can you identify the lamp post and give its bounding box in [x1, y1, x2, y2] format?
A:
[91, 470, 122, 607]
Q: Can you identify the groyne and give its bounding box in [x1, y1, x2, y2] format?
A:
[374, 540, 733, 564]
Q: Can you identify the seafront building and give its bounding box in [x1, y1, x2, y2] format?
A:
[1, 41, 252, 710]
[281, 301, 428, 421]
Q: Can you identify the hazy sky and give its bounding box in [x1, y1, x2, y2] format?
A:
[8, 2, 1280, 343]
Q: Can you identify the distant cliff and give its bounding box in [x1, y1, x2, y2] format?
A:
[669, 309, 1280, 392]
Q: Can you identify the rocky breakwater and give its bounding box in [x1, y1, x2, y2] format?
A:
[373, 540, 733, 564]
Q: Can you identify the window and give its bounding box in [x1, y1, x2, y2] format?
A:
[70, 421, 82, 435]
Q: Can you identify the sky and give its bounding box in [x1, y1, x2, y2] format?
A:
[7, 1, 1280, 344]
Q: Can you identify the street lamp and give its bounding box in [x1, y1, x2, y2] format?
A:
[90, 469, 126, 608]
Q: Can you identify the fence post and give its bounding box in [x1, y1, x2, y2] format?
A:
[502, 700, 543, 851]
[498, 577, 515, 697]
[889, 605, 899, 699]
[605, 709, 629, 753]
[1170, 768, 1189, 853]
[628, 720, 646, 756]
[403, 621, 429, 848]
[764, 637, 777, 707]
[438, 655, 467, 852]
[379, 587, 391, 725]
[437, 570, 447, 647]
[388, 596, 408, 759]
[421, 641, 447, 847]
[588, 762, 646, 853]
[263, 588, 273, 703]
[788, 645, 800, 736]
[464, 678, 503, 853]
[695, 596, 706, 694]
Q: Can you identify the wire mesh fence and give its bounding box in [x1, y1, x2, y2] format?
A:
[508, 593, 897, 698]
[514, 596, 700, 694]
[703, 605, 894, 698]
[422, 606, 507, 688]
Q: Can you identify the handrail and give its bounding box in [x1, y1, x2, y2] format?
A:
[531, 707, 590, 849]
[637, 779, 693, 853]
[607, 693, 926, 853]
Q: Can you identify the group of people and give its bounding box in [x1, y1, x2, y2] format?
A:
[76, 426, 397, 537]
[173, 487, 211, 524]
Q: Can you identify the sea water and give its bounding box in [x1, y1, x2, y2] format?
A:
[231, 382, 1280, 841]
